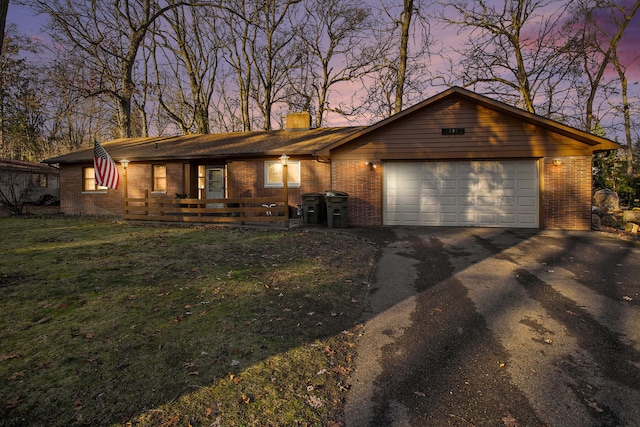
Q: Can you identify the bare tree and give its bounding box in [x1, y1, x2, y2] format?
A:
[212, 1, 256, 131]
[565, 0, 640, 133]
[359, 0, 433, 120]
[439, 0, 573, 115]
[290, 0, 371, 126]
[31, 0, 196, 139]
[0, 0, 9, 57]
[612, 52, 636, 176]
[150, 5, 220, 134]
[249, 0, 303, 130]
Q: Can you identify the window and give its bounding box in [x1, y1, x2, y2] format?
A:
[153, 164, 167, 192]
[198, 165, 206, 199]
[264, 160, 301, 188]
[31, 173, 47, 188]
[83, 167, 107, 191]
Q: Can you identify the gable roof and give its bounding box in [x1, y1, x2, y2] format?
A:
[315, 86, 620, 157]
[44, 127, 365, 164]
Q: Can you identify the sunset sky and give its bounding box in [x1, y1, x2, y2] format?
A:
[5, 1, 639, 136]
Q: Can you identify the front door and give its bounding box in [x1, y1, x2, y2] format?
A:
[205, 167, 225, 208]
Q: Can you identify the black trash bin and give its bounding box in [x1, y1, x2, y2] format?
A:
[301, 193, 326, 224]
[326, 191, 349, 228]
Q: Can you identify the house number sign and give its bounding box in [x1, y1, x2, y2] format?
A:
[442, 128, 465, 135]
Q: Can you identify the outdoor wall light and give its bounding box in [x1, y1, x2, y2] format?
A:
[365, 161, 376, 170]
[552, 158, 562, 166]
[119, 158, 130, 169]
[279, 154, 290, 165]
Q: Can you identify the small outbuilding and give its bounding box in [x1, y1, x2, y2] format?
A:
[44, 87, 619, 230]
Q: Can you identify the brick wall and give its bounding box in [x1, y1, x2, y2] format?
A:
[542, 156, 592, 230]
[331, 159, 383, 226]
[59, 162, 188, 216]
[227, 159, 330, 209]
[60, 165, 124, 215]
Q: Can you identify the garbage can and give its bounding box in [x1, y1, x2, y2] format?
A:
[326, 190, 349, 228]
[301, 193, 326, 224]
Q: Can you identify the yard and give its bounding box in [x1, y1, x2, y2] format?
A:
[0, 216, 377, 426]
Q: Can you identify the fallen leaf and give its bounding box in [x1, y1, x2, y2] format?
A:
[586, 399, 604, 413]
[332, 366, 350, 376]
[414, 391, 426, 397]
[306, 395, 324, 408]
[6, 396, 23, 409]
[502, 412, 519, 426]
[544, 339, 553, 344]
[0, 353, 20, 362]
[9, 371, 26, 380]
[623, 296, 633, 301]
[240, 394, 250, 404]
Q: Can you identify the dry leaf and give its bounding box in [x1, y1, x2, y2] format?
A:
[240, 394, 250, 404]
[414, 391, 426, 397]
[9, 371, 26, 380]
[0, 353, 20, 362]
[6, 396, 23, 409]
[502, 412, 519, 426]
[306, 396, 324, 408]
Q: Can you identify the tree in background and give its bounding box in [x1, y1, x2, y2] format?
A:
[150, 5, 220, 134]
[358, 0, 433, 121]
[0, 0, 8, 57]
[30, 0, 195, 139]
[438, 0, 574, 116]
[290, 0, 372, 126]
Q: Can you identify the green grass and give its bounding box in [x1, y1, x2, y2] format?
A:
[0, 216, 376, 426]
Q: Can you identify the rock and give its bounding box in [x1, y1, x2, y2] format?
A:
[622, 209, 640, 225]
[593, 189, 620, 213]
[625, 222, 639, 234]
[591, 214, 602, 229]
[601, 215, 618, 228]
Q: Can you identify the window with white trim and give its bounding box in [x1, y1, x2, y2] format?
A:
[152, 164, 167, 192]
[264, 160, 301, 188]
[83, 167, 107, 191]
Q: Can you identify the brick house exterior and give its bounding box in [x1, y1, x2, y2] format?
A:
[45, 87, 619, 230]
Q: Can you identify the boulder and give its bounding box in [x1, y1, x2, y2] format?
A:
[593, 189, 620, 213]
[591, 214, 602, 229]
[601, 215, 618, 228]
[622, 209, 640, 225]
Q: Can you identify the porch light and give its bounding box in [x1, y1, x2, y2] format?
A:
[279, 154, 290, 165]
[552, 158, 562, 166]
[120, 158, 131, 169]
[365, 161, 376, 170]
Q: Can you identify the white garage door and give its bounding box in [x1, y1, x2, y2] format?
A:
[384, 160, 539, 227]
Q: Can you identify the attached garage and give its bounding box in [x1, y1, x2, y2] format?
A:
[384, 160, 538, 227]
[317, 86, 620, 230]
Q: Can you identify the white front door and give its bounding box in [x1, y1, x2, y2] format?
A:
[206, 167, 225, 208]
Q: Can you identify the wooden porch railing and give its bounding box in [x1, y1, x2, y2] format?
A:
[124, 192, 289, 227]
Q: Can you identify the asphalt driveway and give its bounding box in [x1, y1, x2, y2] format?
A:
[342, 227, 640, 427]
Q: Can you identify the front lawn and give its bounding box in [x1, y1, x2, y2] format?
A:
[0, 217, 376, 426]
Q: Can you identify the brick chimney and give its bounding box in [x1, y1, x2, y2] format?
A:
[285, 112, 311, 131]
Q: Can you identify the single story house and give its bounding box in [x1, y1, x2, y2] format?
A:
[0, 159, 60, 204]
[44, 87, 619, 230]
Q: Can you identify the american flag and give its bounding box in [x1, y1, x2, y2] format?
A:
[94, 140, 120, 190]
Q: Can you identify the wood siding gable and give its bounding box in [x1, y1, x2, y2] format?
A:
[319, 87, 619, 160]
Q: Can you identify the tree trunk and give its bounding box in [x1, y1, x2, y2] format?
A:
[394, 0, 413, 114]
